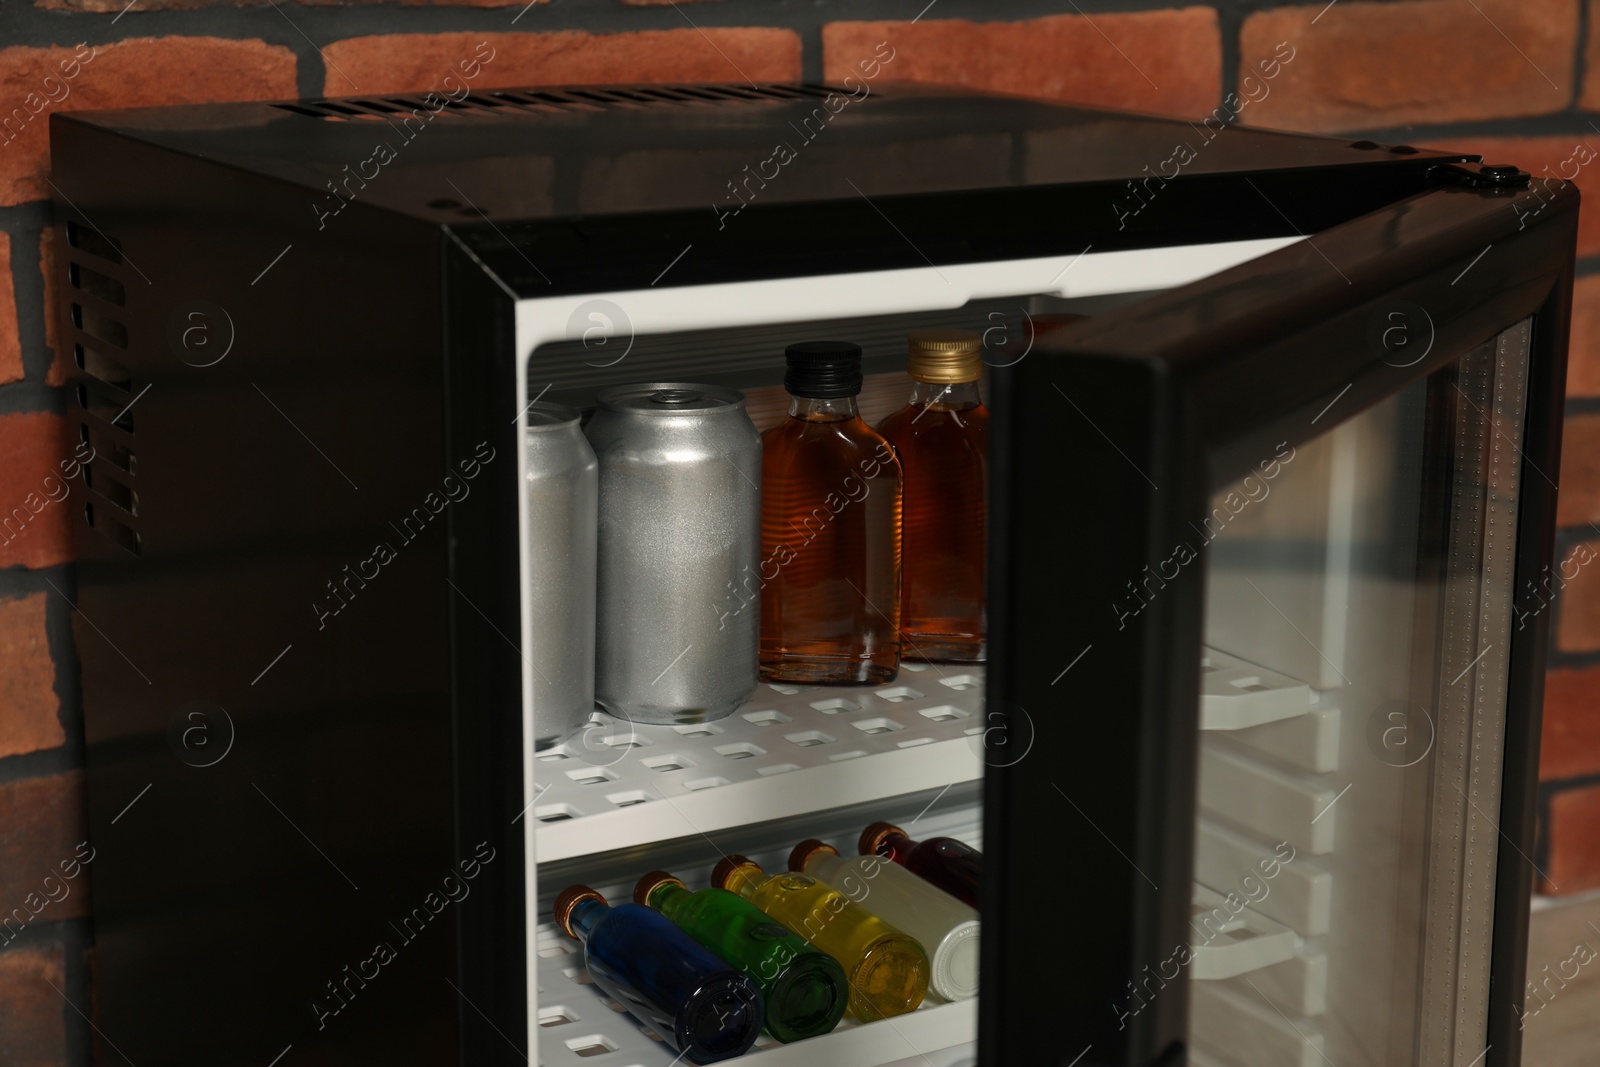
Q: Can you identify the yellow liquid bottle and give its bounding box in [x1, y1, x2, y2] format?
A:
[712, 854, 929, 1021]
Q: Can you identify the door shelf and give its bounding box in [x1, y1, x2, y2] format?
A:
[534, 664, 987, 864]
[1200, 649, 1316, 731]
[535, 923, 977, 1067]
[1190, 885, 1298, 980]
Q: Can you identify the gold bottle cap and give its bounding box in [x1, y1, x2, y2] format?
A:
[633, 870, 686, 906]
[907, 329, 983, 384]
[859, 821, 908, 856]
[788, 839, 840, 872]
[553, 885, 605, 938]
[711, 854, 762, 893]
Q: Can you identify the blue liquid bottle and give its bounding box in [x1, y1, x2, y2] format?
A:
[554, 885, 764, 1064]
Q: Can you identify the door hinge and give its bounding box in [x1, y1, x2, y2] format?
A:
[1430, 161, 1531, 190]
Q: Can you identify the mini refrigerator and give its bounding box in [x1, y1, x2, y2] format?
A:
[50, 79, 1573, 1067]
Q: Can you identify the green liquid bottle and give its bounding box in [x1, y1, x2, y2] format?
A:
[636, 871, 849, 1043]
[712, 854, 930, 1022]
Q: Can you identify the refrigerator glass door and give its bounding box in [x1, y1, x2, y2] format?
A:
[986, 173, 1572, 1067]
[1194, 323, 1531, 1067]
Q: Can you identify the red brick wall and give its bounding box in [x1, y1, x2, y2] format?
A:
[1, 1, 1597, 1061]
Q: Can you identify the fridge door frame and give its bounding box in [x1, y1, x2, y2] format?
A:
[982, 175, 1577, 1067]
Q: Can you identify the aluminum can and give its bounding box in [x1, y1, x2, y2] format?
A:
[525, 403, 599, 749]
[585, 383, 760, 724]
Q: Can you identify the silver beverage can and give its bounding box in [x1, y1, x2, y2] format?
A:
[524, 403, 599, 750]
[585, 383, 760, 724]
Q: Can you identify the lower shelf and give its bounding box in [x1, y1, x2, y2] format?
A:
[532, 795, 984, 1067]
[534, 921, 977, 1067]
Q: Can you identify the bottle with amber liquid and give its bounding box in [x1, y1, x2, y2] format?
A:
[877, 330, 988, 662]
[861, 821, 982, 909]
[712, 854, 929, 1021]
[760, 341, 903, 685]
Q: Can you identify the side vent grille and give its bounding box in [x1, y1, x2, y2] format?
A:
[270, 83, 851, 121]
[64, 219, 140, 556]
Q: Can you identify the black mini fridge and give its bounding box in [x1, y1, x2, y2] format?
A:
[50, 79, 1573, 1067]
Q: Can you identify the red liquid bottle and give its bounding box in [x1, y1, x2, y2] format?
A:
[759, 341, 903, 685]
[877, 329, 988, 663]
[860, 821, 982, 908]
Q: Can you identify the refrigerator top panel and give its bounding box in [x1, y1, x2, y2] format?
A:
[51, 82, 1474, 295]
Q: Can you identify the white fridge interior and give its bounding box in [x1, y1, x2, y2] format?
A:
[508, 236, 1383, 1067]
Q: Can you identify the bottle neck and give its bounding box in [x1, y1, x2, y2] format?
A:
[722, 863, 767, 900]
[569, 899, 608, 942]
[787, 395, 859, 421]
[646, 882, 692, 917]
[909, 380, 982, 409]
[879, 830, 917, 863]
[802, 850, 844, 880]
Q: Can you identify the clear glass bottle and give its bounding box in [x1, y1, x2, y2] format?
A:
[789, 839, 980, 1001]
[636, 871, 849, 1043]
[861, 821, 982, 909]
[760, 340, 903, 684]
[554, 885, 763, 1063]
[712, 854, 929, 1021]
[877, 329, 988, 662]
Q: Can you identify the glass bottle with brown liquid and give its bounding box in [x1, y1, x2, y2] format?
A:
[760, 341, 903, 685]
[877, 329, 988, 663]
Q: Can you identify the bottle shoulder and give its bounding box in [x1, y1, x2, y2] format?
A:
[878, 403, 989, 441]
[763, 416, 901, 467]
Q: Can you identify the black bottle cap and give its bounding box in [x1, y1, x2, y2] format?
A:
[784, 340, 863, 399]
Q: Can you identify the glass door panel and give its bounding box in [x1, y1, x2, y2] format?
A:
[1191, 321, 1532, 1067]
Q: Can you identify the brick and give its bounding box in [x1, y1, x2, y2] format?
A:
[1420, 135, 1600, 259]
[1545, 781, 1600, 893]
[1240, 0, 1575, 133]
[1584, 0, 1600, 109]
[0, 38, 297, 207]
[0, 944, 67, 1067]
[0, 773, 90, 927]
[0, 594, 62, 759]
[1570, 274, 1600, 398]
[321, 29, 802, 97]
[0, 413, 77, 570]
[1556, 536, 1600, 653]
[0, 232, 20, 386]
[1555, 537, 1600, 653]
[822, 10, 1220, 120]
[1541, 665, 1600, 778]
[40, 229, 69, 388]
[1557, 414, 1600, 527]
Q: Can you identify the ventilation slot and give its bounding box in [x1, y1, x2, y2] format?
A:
[487, 91, 570, 113]
[267, 84, 877, 120]
[71, 302, 127, 350]
[83, 501, 139, 555]
[630, 88, 699, 104]
[69, 262, 126, 306]
[75, 343, 129, 388]
[80, 422, 134, 477]
[62, 221, 141, 556]
[521, 90, 603, 111]
[84, 460, 138, 517]
[66, 220, 123, 264]
[78, 380, 133, 432]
